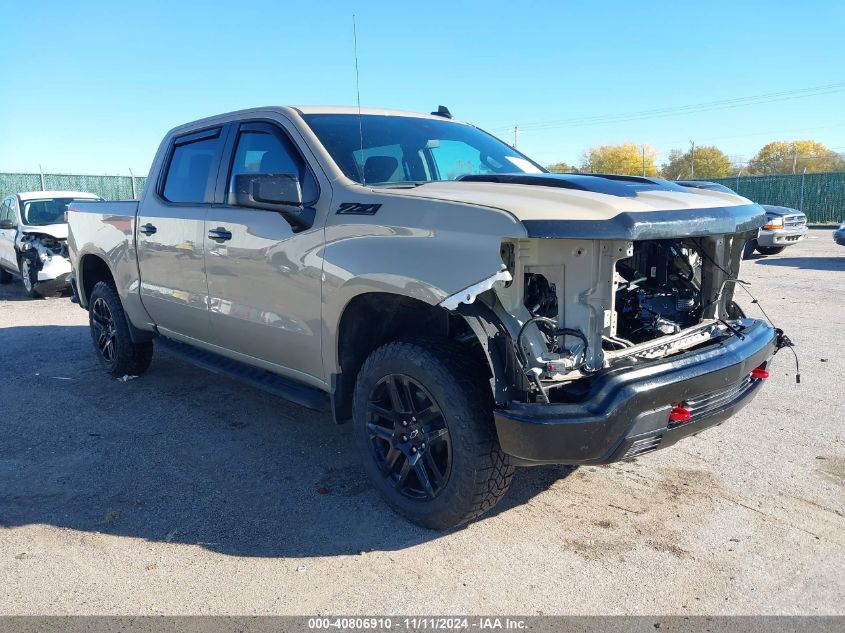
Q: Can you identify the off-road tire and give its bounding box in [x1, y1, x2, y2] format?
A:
[18, 253, 41, 298]
[741, 238, 758, 260]
[88, 281, 154, 377]
[756, 245, 785, 256]
[353, 337, 514, 530]
[0, 266, 12, 284]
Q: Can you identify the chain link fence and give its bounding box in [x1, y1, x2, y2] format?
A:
[0, 172, 147, 201]
[708, 172, 844, 224]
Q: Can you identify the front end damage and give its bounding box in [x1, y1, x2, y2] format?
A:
[17, 232, 73, 293]
[441, 229, 782, 465]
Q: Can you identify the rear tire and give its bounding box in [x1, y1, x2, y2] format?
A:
[88, 281, 153, 377]
[18, 253, 41, 298]
[756, 245, 785, 256]
[353, 337, 514, 530]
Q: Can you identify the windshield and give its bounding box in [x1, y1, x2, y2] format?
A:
[302, 114, 543, 185]
[21, 198, 96, 226]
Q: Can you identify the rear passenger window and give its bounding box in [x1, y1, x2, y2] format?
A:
[162, 128, 223, 203]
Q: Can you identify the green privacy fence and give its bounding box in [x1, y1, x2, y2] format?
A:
[700, 172, 844, 224]
[2, 169, 842, 223]
[0, 172, 147, 201]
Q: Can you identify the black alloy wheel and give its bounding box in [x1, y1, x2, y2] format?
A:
[91, 297, 117, 363]
[366, 373, 451, 500]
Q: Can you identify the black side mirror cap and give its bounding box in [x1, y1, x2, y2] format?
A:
[230, 173, 313, 231]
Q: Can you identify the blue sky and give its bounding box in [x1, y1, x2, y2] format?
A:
[2, 0, 844, 175]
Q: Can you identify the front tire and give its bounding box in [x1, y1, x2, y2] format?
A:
[741, 238, 758, 260]
[353, 338, 514, 530]
[756, 245, 785, 256]
[88, 281, 153, 377]
[18, 253, 41, 298]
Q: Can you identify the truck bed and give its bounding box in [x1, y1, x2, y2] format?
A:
[67, 200, 141, 310]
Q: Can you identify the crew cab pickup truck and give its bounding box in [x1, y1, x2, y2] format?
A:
[68, 106, 787, 529]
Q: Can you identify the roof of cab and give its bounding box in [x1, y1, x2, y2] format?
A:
[290, 105, 450, 120]
[16, 191, 101, 201]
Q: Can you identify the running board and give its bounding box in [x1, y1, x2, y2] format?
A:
[156, 337, 330, 411]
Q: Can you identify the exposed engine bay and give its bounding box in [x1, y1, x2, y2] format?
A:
[614, 240, 704, 344]
[450, 232, 754, 404]
[19, 232, 68, 260]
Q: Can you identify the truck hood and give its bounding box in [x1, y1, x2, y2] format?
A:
[384, 174, 766, 240]
[20, 224, 68, 239]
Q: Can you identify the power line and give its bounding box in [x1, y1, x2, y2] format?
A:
[493, 81, 845, 132]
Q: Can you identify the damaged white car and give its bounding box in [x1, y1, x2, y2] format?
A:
[0, 191, 101, 297]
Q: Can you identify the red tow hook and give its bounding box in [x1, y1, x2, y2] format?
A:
[751, 366, 769, 380]
[668, 405, 692, 423]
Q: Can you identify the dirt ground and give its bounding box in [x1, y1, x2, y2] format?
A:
[1, 229, 843, 615]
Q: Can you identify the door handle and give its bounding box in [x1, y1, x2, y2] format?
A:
[139, 223, 157, 236]
[208, 227, 233, 241]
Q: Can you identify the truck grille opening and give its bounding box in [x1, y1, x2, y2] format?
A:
[623, 434, 663, 459]
[784, 215, 806, 229]
[614, 239, 704, 345]
[683, 375, 755, 422]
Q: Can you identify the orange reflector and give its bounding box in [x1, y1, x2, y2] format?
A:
[669, 406, 692, 422]
[751, 367, 769, 379]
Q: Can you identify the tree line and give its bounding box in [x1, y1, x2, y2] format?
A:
[545, 140, 845, 179]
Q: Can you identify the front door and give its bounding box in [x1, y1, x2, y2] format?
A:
[0, 198, 18, 272]
[204, 120, 326, 383]
[136, 125, 228, 343]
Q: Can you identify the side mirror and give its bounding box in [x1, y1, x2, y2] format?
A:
[230, 173, 313, 231]
[0, 220, 16, 230]
[232, 173, 303, 208]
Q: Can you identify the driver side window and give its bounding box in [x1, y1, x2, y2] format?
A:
[228, 124, 317, 204]
[0, 200, 14, 226]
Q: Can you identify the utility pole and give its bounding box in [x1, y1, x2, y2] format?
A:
[641, 145, 646, 176]
[689, 141, 696, 179]
[792, 146, 798, 175]
[39, 164, 45, 191]
[508, 126, 521, 149]
[799, 167, 807, 212]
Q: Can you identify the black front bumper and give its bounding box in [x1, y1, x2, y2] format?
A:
[494, 319, 776, 465]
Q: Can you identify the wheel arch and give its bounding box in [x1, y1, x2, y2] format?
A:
[330, 290, 521, 423]
[78, 253, 154, 343]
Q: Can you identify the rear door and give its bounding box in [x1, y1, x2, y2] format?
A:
[136, 125, 228, 343]
[203, 119, 327, 383]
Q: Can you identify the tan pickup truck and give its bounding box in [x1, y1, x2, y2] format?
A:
[68, 106, 786, 529]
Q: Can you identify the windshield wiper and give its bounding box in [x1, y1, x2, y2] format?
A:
[368, 181, 429, 189]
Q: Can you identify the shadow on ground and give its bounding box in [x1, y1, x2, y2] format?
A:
[754, 256, 845, 271]
[0, 324, 574, 558]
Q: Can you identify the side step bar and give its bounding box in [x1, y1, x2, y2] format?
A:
[156, 337, 330, 412]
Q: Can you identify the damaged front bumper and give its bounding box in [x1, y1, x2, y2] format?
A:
[36, 254, 72, 284]
[494, 318, 776, 465]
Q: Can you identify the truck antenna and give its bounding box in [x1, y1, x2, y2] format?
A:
[353, 14, 365, 184]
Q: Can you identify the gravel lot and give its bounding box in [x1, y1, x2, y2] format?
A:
[1, 229, 843, 615]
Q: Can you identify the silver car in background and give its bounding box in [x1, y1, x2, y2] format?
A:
[676, 181, 807, 257]
[753, 205, 808, 255]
